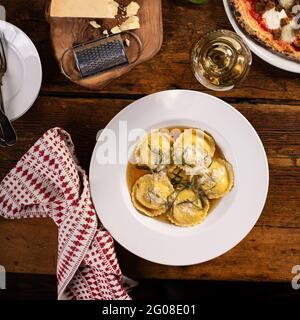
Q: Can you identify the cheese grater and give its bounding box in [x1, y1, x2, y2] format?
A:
[60, 32, 142, 80]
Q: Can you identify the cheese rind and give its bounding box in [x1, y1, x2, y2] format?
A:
[50, 0, 119, 18]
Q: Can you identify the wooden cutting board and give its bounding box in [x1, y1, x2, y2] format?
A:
[46, 0, 163, 90]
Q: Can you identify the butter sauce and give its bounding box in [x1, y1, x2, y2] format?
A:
[127, 127, 225, 224]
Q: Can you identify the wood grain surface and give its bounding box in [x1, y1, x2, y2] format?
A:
[1, 0, 300, 100]
[47, 0, 163, 89]
[0, 96, 299, 281]
[0, 0, 299, 283]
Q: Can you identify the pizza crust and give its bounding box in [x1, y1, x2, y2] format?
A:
[229, 0, 300, 61]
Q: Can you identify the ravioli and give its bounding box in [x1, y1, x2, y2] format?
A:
[167, 165, 192, 189]
[195, 158, 234, 199]
[173, 129, 215, 175]
[131, 173, 174, 217]
[129, 127, 235, 227]
[135, 131, 172, 171]
[167, 189, 209, 227]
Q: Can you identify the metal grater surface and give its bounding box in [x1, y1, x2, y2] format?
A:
[73, 34, 129, 78]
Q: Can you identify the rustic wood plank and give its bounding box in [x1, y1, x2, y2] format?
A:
[48, 0, 163, 89]
[0, 218, 298, 282]
[2, 0, 300, 99]
[0, 96, 299, 281]
[0, 96, 299, 230]
[117, 225, 300, 282]
[0, 218, 57, 275]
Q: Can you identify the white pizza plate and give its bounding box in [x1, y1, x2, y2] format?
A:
[89, 90, 269, 266]
[0, 20, 42, 121]
[223, 0, 300, 73]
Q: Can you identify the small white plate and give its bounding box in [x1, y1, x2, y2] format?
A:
[223, 0, 300, 73]
[90, 90, 269, 266]
[0, 21, 42, 121]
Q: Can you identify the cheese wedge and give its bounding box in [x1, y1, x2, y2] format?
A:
[50, 0, 119, 18]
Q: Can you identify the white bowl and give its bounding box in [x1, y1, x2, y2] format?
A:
[90, 90, 269, 266]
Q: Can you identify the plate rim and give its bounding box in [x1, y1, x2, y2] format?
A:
[0, 20, 42, 121]
[89, 89, 269, 266]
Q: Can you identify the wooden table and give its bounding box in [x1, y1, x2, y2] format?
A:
[0, 0, 299, 284]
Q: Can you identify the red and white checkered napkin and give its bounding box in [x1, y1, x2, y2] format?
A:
[0, 128, 135, 300]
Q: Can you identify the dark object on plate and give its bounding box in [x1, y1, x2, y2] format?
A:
[73, 35, 128, 78]
[60, 32, 142, 80]
[0, 31, 17, 147]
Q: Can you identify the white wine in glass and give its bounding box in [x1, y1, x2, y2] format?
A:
[191, 30, 252, 91]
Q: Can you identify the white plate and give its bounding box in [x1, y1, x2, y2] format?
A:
[89, 90, 269, 266]
[223, 0, 300, 73]
[0, 21, 42, 121]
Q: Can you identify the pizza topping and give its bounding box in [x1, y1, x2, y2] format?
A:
[294, 24, 300, 35]
[253, 0, 265, 14]
[233, 0, 300, 58]
[262, 7, 288, 29]
[279, 0, 295, 9]
[253, 0, 274, 15]
[280, 16, 290, 26]
[293, 37, 300, 47]
[272, 28, 282, 39]
[281, 21, 296, 42]
[265, 1, 276, 10]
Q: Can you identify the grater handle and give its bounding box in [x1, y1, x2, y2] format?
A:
[60, 47, 75, 80]
[122, 31, 143, 64]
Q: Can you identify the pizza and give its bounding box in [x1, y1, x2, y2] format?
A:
[229, 0, 300, 60]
